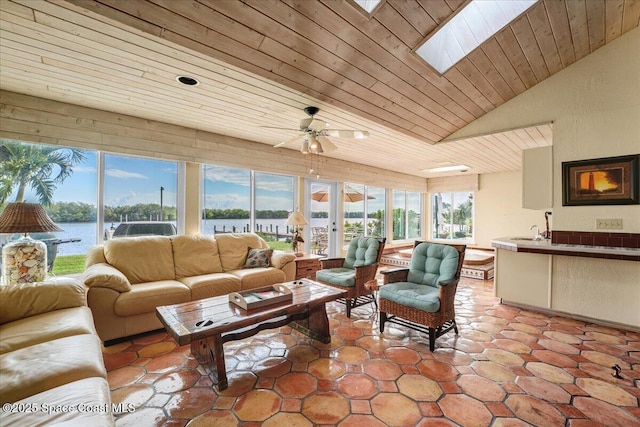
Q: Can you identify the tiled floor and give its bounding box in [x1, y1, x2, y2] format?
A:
[103, 276, 640, 426]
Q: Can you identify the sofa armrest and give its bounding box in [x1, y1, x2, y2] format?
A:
[0, 277, 86, 325]
[271, 251, 296, 269]
[83, 263, 132, 292]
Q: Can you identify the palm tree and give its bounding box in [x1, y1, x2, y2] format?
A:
[0, 140, 86, 206]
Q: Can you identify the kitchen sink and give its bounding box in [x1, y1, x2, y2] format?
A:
[511, 237, 537, 241]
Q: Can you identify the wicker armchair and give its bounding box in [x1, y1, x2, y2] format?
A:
[315, 237, 386, 317]
[379, 241, 466, 351]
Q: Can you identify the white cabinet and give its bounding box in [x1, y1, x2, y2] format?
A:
[495, 249, 551, 309]
[522, 146, 552, 209]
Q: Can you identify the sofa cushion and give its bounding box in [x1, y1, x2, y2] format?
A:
[0, 306, 96, 354]
[0, 377, 114, 426]
[83, 263, 132, 292]
[104, 236, 175, 284]
[114, 280, 191, 317]
[215, 233, 267, 271]
[229, 267, 287, 290]
[172, 234, 223, 277]
[0, 278, 86, 325]
[179, 273, 242, 300]
[0, 334, 106, 404]
[244, 248, 273, 268]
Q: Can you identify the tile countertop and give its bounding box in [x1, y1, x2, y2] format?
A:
[491, 237, 640, 261]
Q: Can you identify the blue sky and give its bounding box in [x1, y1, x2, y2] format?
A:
[25, 150, 295, 211]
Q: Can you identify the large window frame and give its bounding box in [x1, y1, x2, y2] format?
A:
[431, 191, 474, 242]
[392, 189, 422, 242]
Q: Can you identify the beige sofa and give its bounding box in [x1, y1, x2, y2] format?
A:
[0, 278, 114, 426]
[83, 233, 296, 343]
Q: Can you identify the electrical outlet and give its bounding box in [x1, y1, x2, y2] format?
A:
[596, 219, 623, 229]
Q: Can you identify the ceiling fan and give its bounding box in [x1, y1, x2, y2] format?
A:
[268, 107, 369, 154]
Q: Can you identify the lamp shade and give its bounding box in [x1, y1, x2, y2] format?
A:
[285, 211, 308, 227]
[0, 203, 63, 233]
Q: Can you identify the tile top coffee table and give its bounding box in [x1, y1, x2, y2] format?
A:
[156, 279, 346, 390]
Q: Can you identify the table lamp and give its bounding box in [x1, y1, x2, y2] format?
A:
[0, 202, 63, 285]
[285, 210, 308, 256]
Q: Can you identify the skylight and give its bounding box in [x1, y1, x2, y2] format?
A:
[416, 0, 538, 74]
[353, 0, 382, 13]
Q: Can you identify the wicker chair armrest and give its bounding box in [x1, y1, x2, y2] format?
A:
[354, 262, 378, 282]
[380, 268, 409, 284]
[320, 258, 345, 269]
[438, 277, 460, 287]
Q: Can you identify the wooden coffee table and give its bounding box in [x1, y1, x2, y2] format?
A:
[156, 279, 346, 390]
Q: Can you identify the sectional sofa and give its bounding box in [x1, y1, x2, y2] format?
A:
[83, 233, 296, 343]
[0, 277, 114, 426]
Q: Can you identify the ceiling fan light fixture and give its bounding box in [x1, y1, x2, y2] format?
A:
[301, 140, 310, 154]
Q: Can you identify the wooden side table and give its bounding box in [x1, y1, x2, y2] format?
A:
[295, 254, 324, 280]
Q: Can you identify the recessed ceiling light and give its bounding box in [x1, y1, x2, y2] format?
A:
[176, 75, 200, 86]
[423, 165, 470, 173]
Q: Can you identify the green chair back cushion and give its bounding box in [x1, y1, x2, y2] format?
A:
[343, 237, 380, 269]
[407, 243, 459, 288]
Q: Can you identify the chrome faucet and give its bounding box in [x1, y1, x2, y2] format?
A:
[530, 225, 542, 241]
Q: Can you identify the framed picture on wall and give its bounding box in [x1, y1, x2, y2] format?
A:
[562, 154, 639, 206]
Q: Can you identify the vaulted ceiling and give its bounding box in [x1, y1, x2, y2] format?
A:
[1, 0, 638, 177]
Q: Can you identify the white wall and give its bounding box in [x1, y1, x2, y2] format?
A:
[475, 171, 543, 248]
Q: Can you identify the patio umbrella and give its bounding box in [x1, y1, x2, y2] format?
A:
[311, 189, 375, 202]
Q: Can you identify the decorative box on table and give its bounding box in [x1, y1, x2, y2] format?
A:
[229, 283, 292, 310]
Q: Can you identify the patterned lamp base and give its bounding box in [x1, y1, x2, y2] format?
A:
[1, 235, 48, 285]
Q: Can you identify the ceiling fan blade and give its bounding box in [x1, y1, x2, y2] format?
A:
[308, 118, 328, 131]
[274, 135, 303, 148]
[324, 129, 369, 139]
[317, 136, 337, 152]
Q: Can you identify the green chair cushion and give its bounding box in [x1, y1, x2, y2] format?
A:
[379, 282, 440, 313]
[407, 243, 459, 288]
[343, 237, 380, 269]
[315, 268, 355, 288]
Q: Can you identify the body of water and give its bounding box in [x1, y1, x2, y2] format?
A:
[50, 218, 359, 256]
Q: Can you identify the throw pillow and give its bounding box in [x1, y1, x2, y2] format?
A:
[244, 248, 273, 268]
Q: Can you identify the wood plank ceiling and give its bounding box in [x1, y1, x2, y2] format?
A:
[1, 0, 638, 178]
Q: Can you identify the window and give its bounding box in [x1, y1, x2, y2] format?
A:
[393, 190, 422, 241]
[432, 192, 474, 241]
[343, 183, 386, 243]
[254, 172, 295, 248]
[103, 153, 178, 231]
[202, 165, 251, 234]
[0, 139, 97, 274]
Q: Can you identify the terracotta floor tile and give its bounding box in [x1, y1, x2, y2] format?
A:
[301, 391, 349, 424]
[165, 387, 217, 420]
[417, 360, 459, 381]
[371, 393, 422, 426]
[363, 359, 403, 380]
[575, 378, 637, 406]
[339, 414, 387, 427]
[419, 402, 443, 417]
[515, 376, 571, 403]
[274, 372, 317, 398]
[439, 394, 493, 427]
[336, 374, 378, 399]
[108, 366, 146, 389]
[573, 396, 640, 427]
[397, 374, 443, 401]
[233, 389, 281, 422]
[457, 375, 506, 401]
[103, 276, 640, 426]
[349, 399, 372, 414]
[505, 395, 566, 426]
